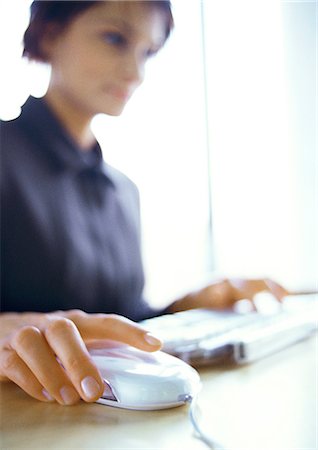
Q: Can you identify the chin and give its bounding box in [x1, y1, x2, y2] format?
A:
[105, 109, 124, 117]
[101, 103, 126, 117]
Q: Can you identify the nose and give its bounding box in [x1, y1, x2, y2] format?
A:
[121, 52, 145, 87]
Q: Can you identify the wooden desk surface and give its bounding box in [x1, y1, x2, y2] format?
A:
[1, 336, 316, 450]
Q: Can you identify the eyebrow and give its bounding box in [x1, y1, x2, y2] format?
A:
[94, 17, 134, 34]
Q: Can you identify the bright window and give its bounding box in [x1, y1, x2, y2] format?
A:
[203, 0, 317, 292]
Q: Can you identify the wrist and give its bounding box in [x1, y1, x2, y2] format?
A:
[166, 294, 196, 313]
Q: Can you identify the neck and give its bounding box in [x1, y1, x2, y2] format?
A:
[44, 90, 96, 151]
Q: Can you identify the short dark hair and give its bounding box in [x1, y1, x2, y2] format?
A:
[23, 0, 174, 62]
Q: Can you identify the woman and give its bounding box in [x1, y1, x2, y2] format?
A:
[0, 1, 288, 406]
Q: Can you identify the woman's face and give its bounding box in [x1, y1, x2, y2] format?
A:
[44, 2, 167, 117]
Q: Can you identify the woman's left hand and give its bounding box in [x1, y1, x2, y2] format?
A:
[168, 277, 290, 312]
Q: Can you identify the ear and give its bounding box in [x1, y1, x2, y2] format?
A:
[39, 22, 64, 62]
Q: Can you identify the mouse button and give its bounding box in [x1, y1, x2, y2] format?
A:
[111, 346, 160, 364]
[101, 379, 118, 402]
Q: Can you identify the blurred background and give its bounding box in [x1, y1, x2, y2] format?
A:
[0, 0, 317, 308]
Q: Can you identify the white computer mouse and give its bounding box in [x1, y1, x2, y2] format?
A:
[89, 344, 201, 410]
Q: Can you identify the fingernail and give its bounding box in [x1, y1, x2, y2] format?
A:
[81, 376, 101, 399]
[60, 386, 79, 405]
[42, 389, 54, 401]
[144, 332, 162, 346]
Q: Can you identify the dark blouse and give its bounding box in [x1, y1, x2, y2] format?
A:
[0, 96, 161, 321]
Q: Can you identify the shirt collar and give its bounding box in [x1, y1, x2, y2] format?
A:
[19, 96, 115, 187]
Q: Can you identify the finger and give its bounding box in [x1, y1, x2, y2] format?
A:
[233, 298, 257, 313]
[288, 289, 318, 295]
[249, 298, 261, 312]
[227, 278, 259, 302]
[11, 325, 80, 406]
[44, 317, 104, 403]
[231, 278, 287, 302]
[0, 347, 55, 402]
[264, 279, 290, 302]
[66, 311, 162, 352]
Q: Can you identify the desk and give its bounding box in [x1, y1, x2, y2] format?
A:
[1, 336, 316, 450]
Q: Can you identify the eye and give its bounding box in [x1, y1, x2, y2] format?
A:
[103, 31, 126, 47]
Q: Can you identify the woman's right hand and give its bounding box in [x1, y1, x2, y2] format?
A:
[0, 310, 162, 405]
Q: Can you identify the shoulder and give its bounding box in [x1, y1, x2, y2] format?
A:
[104, 163, 140, 199]
[1, 115, 30, 156]
[103, 163, 141, 226]
[0, 115, 44, 197]
[1, 116, 22, 139]
[1, 115, 35, 165]
[1, 117, 25, 171]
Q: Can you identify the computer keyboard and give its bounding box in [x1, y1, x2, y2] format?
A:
[141, 294, 317, 366]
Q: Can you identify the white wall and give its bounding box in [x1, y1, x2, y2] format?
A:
[281, 0, 317, 291]
[203, 0, 317, 292]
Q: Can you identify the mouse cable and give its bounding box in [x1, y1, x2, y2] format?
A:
[183, 395, 226, 450]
